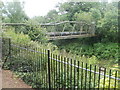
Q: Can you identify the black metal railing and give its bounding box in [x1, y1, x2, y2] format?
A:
[2, 38, 120, 89]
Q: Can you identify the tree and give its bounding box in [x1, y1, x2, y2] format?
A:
[23, 20, 48, 43]
[31, 16, 46, 23]
[97, 3, 118, 42]
[58, 2, 96, 21]
[74, 11, 93, 23]
[90, 8, 101, 22]
[45, 9, 59, 22]
[3, 0, 28, 23]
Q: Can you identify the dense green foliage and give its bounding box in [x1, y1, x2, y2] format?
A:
[2, 0, 28, 23]
[2, 1, 119, 88]
[56, 39, 118, 63]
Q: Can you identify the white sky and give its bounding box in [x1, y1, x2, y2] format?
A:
[24, 0, 67, 18]
[2, 0, 67, 18]
[2, 0, 114, 18]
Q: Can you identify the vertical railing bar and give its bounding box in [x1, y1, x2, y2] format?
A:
[42, 49, 44, 87]
[9, 38, 11, 61]
[31, 46, 34, 85]
[45, 49, 48, 88]
[28, 44, 31, 84]
[42, 48, 44, 87]
[47, 49, 49, 88]
[64, 57, 66, 88]
[67, 58, 69, 88]
[47, 50, 51, 89]
[52, 53, 54, 88]
[94, 65, 96, 89]
[40, 48, 43, 84]
[53, 53, 55, 88]
[36, 48, 38, 87]
[23, 43, 25, 61]
[30, 46, 33, 85]
[41, 48, 43, 86]
[59, 55, 61, 88]
[85, 63, 87, 89]
[37, 48, 40, 86]
[50, 52, 53, 88]
[43, 49, 45, 87]
[16, 40, 18, 60]
[65, 57, 68, 88]
[77, 61, 80, 89]
[25, 45, 29, 85]
[89, 64, 92, 89]
[45, 49, 47, 87]
[98, 67, 101, 89]
[81, 62, 83, 89]
[9, 38, 12, 60]
[10, 39, 12, 64]
[36, 47, 39, 87]
[70, 59, 73, 88]
[61, 56, 63, 88]
[53, 54, 56, 88]
[108, 69, 111, 89]
[40, 48, 43, 86]
[74, 60, 76, 89]
[15, 40, 17, 60]
[35, 48, 37, 87]
[58, 55, 60, 89]
[33, 47, 36, 86]
[114, 71, 117, 90]
[41, 48, 44, 86]
[103, 68, 106, 90]
[12, 40, 14, 63]
[34, 47, 36, 87]
[56, 54, 58, 88]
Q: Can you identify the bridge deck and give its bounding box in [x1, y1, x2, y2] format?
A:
[48, 33, 96, 40]
[47, 31, 87, 36]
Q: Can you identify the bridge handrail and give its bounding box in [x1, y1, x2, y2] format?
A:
[2, 21, 95, 26]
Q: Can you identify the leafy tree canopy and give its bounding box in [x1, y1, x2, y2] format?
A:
[2, 0, 28, 23]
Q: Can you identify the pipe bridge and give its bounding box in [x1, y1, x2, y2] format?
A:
[2, 21, 96, 40]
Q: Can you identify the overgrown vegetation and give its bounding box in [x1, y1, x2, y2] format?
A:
[55, 39, 119, 63]
[2, 36, 119, 88]
[1, 0, 119, 88]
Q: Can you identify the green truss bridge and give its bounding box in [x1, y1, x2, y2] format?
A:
[2, 21, 96, 40]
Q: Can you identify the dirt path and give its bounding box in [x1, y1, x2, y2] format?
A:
[1, 69, 32, 89]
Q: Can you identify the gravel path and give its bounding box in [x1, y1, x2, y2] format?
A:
[1, 69, 32, 89]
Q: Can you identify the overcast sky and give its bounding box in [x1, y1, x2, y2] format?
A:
[2, 0, 67, 18]
[2, 0, 114, 18]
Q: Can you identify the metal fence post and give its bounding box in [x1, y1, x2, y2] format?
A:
[8, 38, 11, 60]
[48, 50, 51, 89]
[2, 38, 11, 68]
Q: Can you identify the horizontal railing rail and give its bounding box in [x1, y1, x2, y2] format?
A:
[11, 44, 47, 55]
[2, 21, 95, 26]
